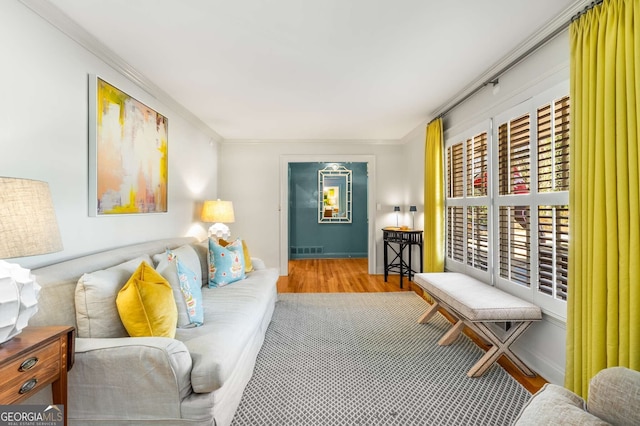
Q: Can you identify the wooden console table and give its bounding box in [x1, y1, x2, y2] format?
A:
[382, 228, 424, 288]
[0, 326, 75, 424]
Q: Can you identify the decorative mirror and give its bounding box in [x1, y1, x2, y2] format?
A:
[318, 164, 352, 223]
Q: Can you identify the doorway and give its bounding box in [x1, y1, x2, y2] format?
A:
[279, 155, 376, 275]
[289, 162, 368, 259]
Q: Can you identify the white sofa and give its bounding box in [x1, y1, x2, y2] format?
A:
[28, 237, 279, 426]
[514, 367, 640, 425]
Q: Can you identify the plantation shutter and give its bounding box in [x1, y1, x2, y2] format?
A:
[447, 142, 464, 198]
[447, 206, 464, 262]
[497, 112, 531, 288]
[466, 133, 488, 197]
[446, 141, 465, 265]
[467, 206, 488, 271]
[498, 114, 530, 195]
[536, 95, 570, 301]
[538, 205, 569, 300]
[538, 96, 570, 192]
[499, 206, 531, 287]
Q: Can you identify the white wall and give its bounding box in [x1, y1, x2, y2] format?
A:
[1, 1, 219, 269]
[401, 126, 428, 231]
[444, 32, 570, 137]
[219, 140, 407, 274]
[401, 31, 571, 385]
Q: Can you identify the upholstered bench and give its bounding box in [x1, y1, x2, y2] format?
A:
[414, 272, 542, 378]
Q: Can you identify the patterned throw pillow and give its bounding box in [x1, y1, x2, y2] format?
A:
[208, 237, 246, 287]
[155, 246, 204, 328]
[176, 256, 204, 326]
[219, 238, 254, 273]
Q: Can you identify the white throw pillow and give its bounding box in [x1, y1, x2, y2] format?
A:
[75, 255, 153, 338]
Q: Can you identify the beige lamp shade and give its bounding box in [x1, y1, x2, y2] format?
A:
[201, 200, 235, 223]
[0, 177, 63, 259]
[0, 177, 63, 344]
[201, 199, 234, 240]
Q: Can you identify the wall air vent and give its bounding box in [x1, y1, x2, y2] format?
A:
[290, 246, 324, 255]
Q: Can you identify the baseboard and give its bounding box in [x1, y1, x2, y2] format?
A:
[512, 342, 565, 386]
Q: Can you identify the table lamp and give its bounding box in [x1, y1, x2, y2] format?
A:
[0, 177, 63, 344]
[201, 199, 235, 240]
[410, 205, 417, 229]
[394, 206, 400, 227]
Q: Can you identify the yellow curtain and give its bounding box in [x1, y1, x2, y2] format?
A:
[566, 0, 640, 397]
[424, 118, 445, 272]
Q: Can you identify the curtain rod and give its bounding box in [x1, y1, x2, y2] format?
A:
[435, 0, 605, 121]
[572, 0, 604, 22]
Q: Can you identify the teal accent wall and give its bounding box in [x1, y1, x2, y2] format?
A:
[289, 162, 368, 259]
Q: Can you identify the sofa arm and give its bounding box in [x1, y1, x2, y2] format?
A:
[251, 257, 266, 270]
[588, 367, 640, 426]
[69, 337, 193, 420]
[513, 384, 607, 425]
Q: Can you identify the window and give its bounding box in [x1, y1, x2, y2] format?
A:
[446, 141, 465, 263]
[535, 95, 570, 303]
[467, 206, 488, 271]
[445, 122, 491, 283]
[446, 206, 464, 262]
[445, 83, 570, 318]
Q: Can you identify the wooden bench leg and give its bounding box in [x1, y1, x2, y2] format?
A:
[438, 320, 465, 346]
[414, 289, 538, 378]
[467, 345, 501, 377]
[466, 321, 536, 378]
[417, 300, 440, 324]
[417, 299, 465, 346]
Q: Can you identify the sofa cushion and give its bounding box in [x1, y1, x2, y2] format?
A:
[176, 267, 279, 392]
[190, 241, 210, 287]
[513, 383, 609, 425]
[208, 237, 245, 287]
[154, 246, 204, 327]
[116, 261, 178, 338]
[587, 367, 640, 426]
[75, 255, 153, 338]
[415, 272, 542, 321]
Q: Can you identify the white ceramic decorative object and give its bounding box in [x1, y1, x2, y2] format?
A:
[0, 260, 41, 344]
[208, 223, 231, 240]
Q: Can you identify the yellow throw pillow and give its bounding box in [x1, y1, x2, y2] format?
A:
[219, 238, 254, 273]
[116, 261, 178, 338]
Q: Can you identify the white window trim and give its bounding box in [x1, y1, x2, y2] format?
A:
[445, 119, 492, 285]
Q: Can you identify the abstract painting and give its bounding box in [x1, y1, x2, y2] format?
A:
[89, 76, 168, 215]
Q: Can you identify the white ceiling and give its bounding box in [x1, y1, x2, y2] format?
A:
[30, 0, 584, 140]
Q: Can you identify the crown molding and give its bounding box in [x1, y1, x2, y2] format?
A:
[222, 138, 403, 146]
[19, 0, 224, 143]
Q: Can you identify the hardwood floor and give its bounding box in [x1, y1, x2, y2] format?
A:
[277, 258, 547, 394]
[277, 258, 416, 293]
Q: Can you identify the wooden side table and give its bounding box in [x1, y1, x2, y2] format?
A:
[0, 326, 75, 424]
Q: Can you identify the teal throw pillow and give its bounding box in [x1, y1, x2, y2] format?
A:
[208, 237, 246, 287]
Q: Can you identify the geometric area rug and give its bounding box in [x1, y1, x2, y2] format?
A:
[231, 292, 531, 426]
